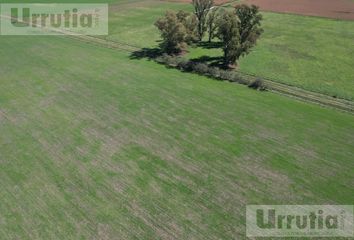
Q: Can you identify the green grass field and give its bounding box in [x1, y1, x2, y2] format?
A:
[0, 34, 353, 239]
[0, 0, 353, 239]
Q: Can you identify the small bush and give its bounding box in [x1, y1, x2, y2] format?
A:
[176, 58, 191, 71]
[156, 54, 183, 67]
[248, 78, 266, 91]
[156, 53, 170, 64]
[167, 56, 179, 66]
[193, 63, 209, 75]
[208, 67, 220, 78]
[232, 72, 249, 85]
[219, 70, 235, 81]
[154, 55, 258, 88]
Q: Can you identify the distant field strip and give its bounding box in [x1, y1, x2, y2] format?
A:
[245, 0, 354, 20]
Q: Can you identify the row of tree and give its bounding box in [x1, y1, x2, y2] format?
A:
[154, 0, 263, 68]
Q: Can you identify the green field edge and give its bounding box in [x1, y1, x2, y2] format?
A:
[65, 34, 354, 114]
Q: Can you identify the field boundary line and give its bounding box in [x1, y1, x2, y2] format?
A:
[242, 73, 354, 113]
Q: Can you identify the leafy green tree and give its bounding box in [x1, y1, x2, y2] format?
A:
[176, 10, 198, 44]
[235, 4, 263, 54]
[217, 5, 263, 67]
[155, 11, 188, 54]
[206, 7, 219, 42]
[217, 11, 241, 67]
[192, 0, 214, 41]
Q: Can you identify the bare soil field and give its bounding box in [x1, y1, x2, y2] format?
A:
[245, 0, 354, 20]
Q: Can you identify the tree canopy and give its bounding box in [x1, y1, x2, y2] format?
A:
[155, 11, 197, 54]
[192, 0, 214, 41]
[217, 5, 263, 67]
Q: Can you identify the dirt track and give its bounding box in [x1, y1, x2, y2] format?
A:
[245, 0, 354, 20]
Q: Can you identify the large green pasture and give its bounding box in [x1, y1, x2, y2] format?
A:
[0, 0, 353, 239]
[0, 34, 353, 239]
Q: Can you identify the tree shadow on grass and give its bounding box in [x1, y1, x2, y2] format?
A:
[190, 55, 226, 69]
[129, 48, 228, 70]
[196, 41, 223, 49]
[129, 47, 163, 60]
[128, 47, 259, 89]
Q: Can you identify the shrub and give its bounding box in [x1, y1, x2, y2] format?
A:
[175, 57, 188, 69]
[248, 78, 266, 91]
[219, 69, 235, 81]
[193, 63, 209, 75]
[156, 53, 170, 63]
[208, 67, 220, 78]
[156, 54, 181, 66]
[232, 72, 249, 85]
[154, 55, 255, 88]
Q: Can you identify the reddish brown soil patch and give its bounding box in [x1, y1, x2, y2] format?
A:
[244, 0, 354, 20]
